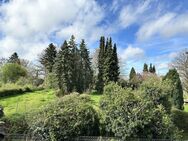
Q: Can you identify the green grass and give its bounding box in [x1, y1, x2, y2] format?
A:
[184, 104, 188, 112]
[0, 89, 56, 118]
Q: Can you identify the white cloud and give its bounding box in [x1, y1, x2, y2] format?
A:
[137, 13, 188, 41]
[119, 0, 151, 28]
[119, 45, 145, 61]
[0, 0, 106, 60]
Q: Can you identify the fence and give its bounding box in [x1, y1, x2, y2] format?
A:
[1, 135, 185, 141]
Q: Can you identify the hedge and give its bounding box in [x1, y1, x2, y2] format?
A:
[0, 87, 32, 98]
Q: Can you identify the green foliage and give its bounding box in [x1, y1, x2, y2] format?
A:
[129, 67, 136, 81]
[44, 73, 57, 89]
[54, 40, 72, 93]
[8, 52, 20, 64]
[172, 109, 188, 135]
[100, 82, 180, 140]
[139, 76, 172, 112]
[29, 94, 100, 140]
[80, 39, 93, 92]
[96, 37, 119, 93]
[163, 69, 184, 110]
[143, 63, 148, 72]
[96, 36, 105, 93]
[1, 63, 27, 83]
[40, 43, 57, 73]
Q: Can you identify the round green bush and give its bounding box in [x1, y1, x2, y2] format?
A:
[29, 94, 100, 140]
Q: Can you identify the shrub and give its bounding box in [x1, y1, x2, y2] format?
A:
[100, 82, 180, 140]
[28, 94, 100, 140]
[139, 76, 172, 113]
[0, 63, 27, 83]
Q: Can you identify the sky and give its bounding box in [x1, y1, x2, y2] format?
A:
[0, 0, 188, 76]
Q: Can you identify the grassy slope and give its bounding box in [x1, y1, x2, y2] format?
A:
[0, 89, 56, 118]
[184, 104, 188, 112]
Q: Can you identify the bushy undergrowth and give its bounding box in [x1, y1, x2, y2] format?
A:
[100, 81, 181, 140]
[28, 94, 100, 140]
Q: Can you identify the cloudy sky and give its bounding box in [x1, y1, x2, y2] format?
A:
[0, 0, 188, 75]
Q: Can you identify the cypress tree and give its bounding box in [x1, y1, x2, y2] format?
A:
[149, 63, 153, 73]
[80, 39, 93, 92]
[111, 43, 119, 82]
[152, 65, 156, 73]
[40, 43, 57, 73]
[8, 52, 20, 64]
[163, 69, 184, 110]
[143, 63, 148, 72]
[96, 36, 105, 93]
[129, 67, 136, 81]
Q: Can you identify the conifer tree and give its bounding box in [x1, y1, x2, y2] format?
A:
[129, 67, 136, 81]
[163, 69, 184, 110]
[69, 35, 81, 92]
[152, 65, 156, 73]
[80, 39, 93, 92]
[96, 36, 105, 93]
[103, 37, 114, 84]
[54, 41, 71, 93]
[40, 43, 57, 73]
[111, 43, 119, 82]
[143, 63, 148, 72]
[8, 52, 20, 64]
[149, 63, 153, 73]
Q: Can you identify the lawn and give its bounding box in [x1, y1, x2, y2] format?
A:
[185, 104, 188, 112]
[0, 89, 56, 118]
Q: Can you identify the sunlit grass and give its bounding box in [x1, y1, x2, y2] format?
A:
[0, 89, 56, 117]
[184, 104, 188, 112]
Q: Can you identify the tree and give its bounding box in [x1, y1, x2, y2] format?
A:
[163, 69, 184, 110]
[129, 67, 136, 81]
[96, 36, 105, 93]
[111, 43, 119, 82]
[143, 63, 148, 72]
[152, 65, 156, 73]
[8, 52, 20, 64]
[40, 43, 57, 73]
[1, 63, 27, 83]
[80, 39, 93, 92]
[54, 40, 71, 93]
[172, 49, 188, 94]
[149, 63, 153, 73]
[103, 37, 114, 84]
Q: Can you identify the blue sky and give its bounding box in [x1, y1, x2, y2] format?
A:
[0, 0, 188, 76]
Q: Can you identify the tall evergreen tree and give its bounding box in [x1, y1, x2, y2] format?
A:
[103, 37, 114, 84]
[111, 43, 119, 82]
[54, 41, 71, 93]
[69, 35, 81, 92]
[8, 52, 20, 64]
[143, 63, 148, 72]
[129, 67, 136, 81]
[149, 63, 153, 73]
[80, 39, 93, 92]
[152, 65, 156, 73]
[96, 36, 105, 93]
[40, 43, 57, 73]
[163, 69, 184, 110]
